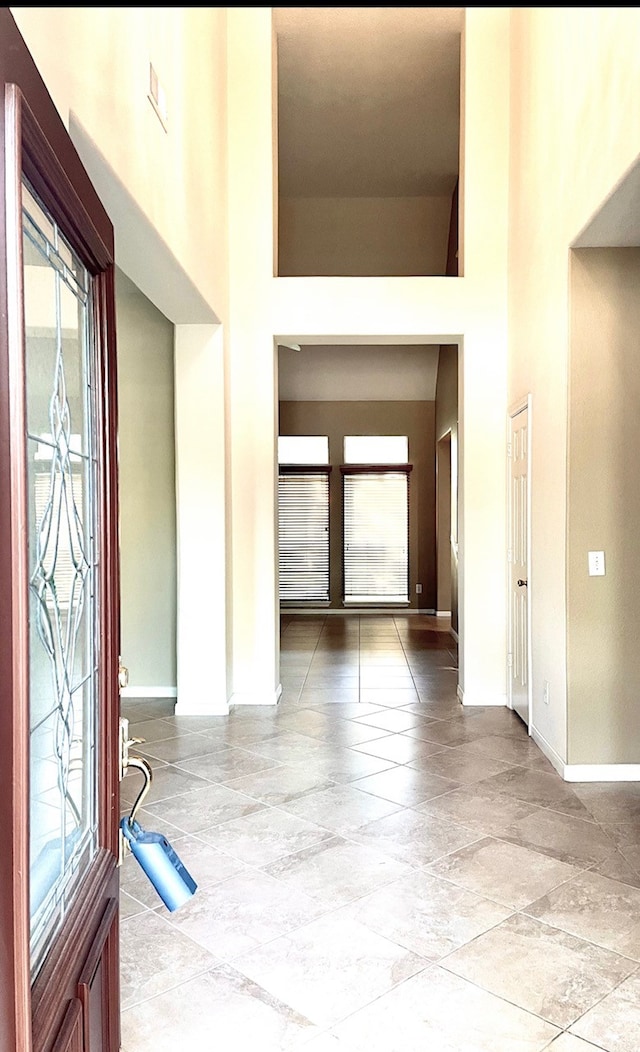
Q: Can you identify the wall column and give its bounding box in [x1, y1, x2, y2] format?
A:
[227, 8, 281, 705]
[174, 324, 229, 714]
[457, 330, 508, 706]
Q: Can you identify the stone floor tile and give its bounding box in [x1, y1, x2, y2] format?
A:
[262, 835, 413, 908]
[339, 868, 512, 959]
[426, 835, 580, 910]
[525, 870, 640, 960]
[233, 912, 427, 1028]
[442, 912, 635, 1027]
[164, 869, 327, 961]
[329, 966, 559, 1051]
[121, 965, 320, 1051]
[569, 969, 640, 1051]
[120, 910, 219, 1009]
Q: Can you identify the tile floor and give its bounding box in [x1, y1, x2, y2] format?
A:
[119, 614, 640, 1052]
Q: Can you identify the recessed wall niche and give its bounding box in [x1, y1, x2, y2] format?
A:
[274, 7, 462, 278]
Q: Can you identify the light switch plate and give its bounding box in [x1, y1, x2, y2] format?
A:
[588, 550, 605, 576]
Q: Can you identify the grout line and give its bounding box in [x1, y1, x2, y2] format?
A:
[122, 615, 640, 1047]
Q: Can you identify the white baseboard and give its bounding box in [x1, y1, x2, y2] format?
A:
[529, 726, 640, 781]
[435, 610, 452, 617]
[231, 684, 283, 707]
[563, 763, 640, 782]
[120, 686, 177, 699]
[530, 726, 565, 776]
[281, 608, 436, 616]
[174, 700, 230, 716]
[457, 684, 507, 707]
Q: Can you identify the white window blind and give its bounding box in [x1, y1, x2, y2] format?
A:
[34, 469, 85, 609]
[343, 468, 410, 603]
[278, 468, 330, 601]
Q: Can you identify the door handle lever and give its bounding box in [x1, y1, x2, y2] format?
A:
[124, 755, 153, 827]
[517, 579, 528, 587]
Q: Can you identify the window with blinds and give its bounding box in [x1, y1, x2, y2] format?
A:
[278, 469, 330, 601]
[277, 436, 330, 603]
[342, 435, 411, 604]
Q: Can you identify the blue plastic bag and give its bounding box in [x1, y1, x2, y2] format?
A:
[120, 817, 197, 911]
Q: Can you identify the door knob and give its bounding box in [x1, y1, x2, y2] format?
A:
[517, 579, 528, 587]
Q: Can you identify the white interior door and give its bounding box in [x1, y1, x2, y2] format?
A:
[508, 402, 530, 727]
[436, 433, 452, 615]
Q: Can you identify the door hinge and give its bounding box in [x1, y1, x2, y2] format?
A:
[507, 652, 514, 668]
[507, 441, 512, 458]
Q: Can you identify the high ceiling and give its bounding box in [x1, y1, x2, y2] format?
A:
[274, 9, 462, 397]
[278, 343, 441, 401]
[274, 7, 463, 199]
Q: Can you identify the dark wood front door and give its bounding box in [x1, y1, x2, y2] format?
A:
[0, 10, 121, 1052]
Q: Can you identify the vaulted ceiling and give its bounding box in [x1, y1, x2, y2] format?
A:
[274, 7, 463, 200]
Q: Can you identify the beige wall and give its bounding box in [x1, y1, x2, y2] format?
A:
[279, 196, 451, 276]
[435, 345, 459, 633]
[278, 344, 440, 401]
[12, 5, 232, 711]
[508, 7, 640, 766]
[115, 269, 176, 691]
[13, 7, 512, 714]
[11, 6, 228, 325]
[16, 7, 640, 765]
[279, 401, 436, 609]
[567, 249, 640, 765]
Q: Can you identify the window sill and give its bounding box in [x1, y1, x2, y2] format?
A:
[280, 600, 330, 608]
[343, 599, 410, 607]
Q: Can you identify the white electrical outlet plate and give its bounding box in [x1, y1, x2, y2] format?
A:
[588, 551, 605, 576]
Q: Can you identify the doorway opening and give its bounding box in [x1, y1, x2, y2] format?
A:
[276, 339, 461, 695]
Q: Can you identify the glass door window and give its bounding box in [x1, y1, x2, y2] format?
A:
[23, 180, 100, 977]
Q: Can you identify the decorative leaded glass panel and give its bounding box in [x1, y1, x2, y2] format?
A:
[23, 180, 99, 977]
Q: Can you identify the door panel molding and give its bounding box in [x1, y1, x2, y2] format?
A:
[96, 261, 121, 862]
[0, 77, 32, 1052]
[51, 1000, 83, 1052]
[31, 855, 118, 1052]
[77, 898, 119, 1052]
